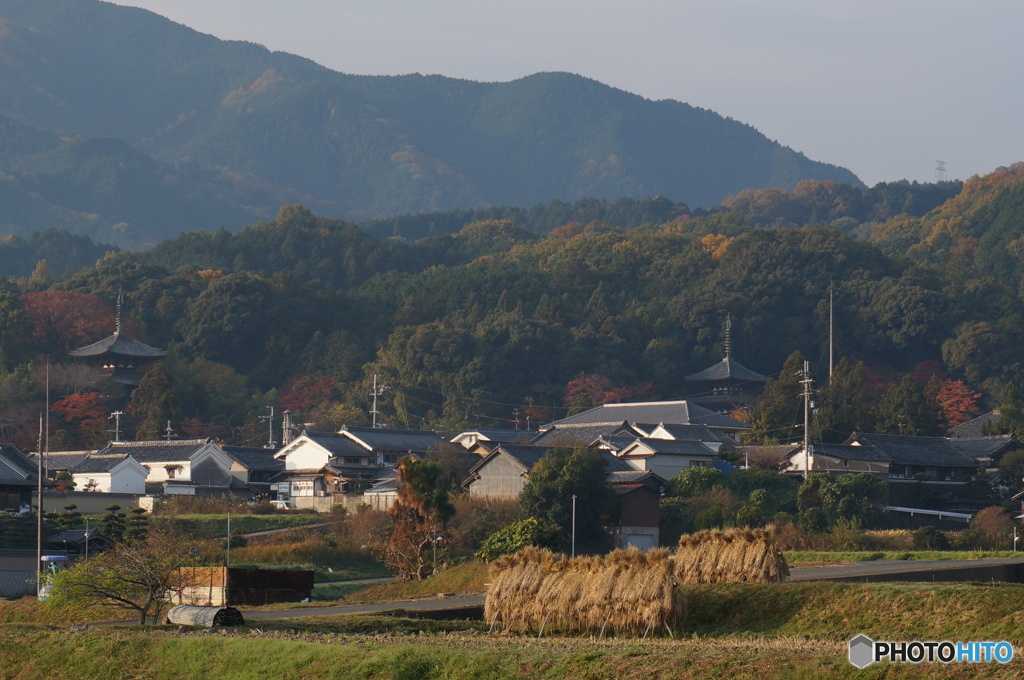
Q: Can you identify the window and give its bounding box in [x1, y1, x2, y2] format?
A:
[344, 456, 363, 465]
[292, 480, 315, 496]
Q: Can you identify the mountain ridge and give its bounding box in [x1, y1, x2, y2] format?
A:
[0, 0, 860, 246]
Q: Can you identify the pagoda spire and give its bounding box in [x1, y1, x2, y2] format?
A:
[115, 288, 123, 335]
[724, 312, 732, 359]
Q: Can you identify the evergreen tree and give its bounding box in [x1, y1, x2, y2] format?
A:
[749, 351, 807, 443]
[811, 358, 874, 442]
[128, 364, 179, 440]
[519, 447, 619, 554]
[874, 375, 941, 436]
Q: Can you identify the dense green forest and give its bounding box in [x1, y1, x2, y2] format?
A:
[0, 169, 1023, 454]
[0, 0, 857, 247]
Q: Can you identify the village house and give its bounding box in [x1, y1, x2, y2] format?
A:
[0, 444, 40, 511]
[68, 454, 148, 494]
[90, 439, 235, 496]
[462, 443, 666, 549]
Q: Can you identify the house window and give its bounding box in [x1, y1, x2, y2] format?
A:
[842, 460, 849, 468]
[689, 460, 707, 468]
[344, 456, 362, 465]
[383, 453, 399, 465]
[292, 481, 314, 496]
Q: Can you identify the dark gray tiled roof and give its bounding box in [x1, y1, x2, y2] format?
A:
[341, 426, 444, 453]
[650, 423, 734, 444]
[625, 438, 717, 456]
[846, 433, 976, 468]
[70, 454, 135, 473]
[547, 400, 751, 430]
[948, 410, 1001, 438]
[33, 451, 93, 472]
[946, 435, 1019, 461]
[808, 443, 890, 462]
[301, 433, 367, 458]
[454, 429, 536, 443]
[0, 444, 37, 486]
[96, 439, 211, 463]
[531, 422, 641, 447]
[488, 444, 551, 472]
[685, 356, 768, 383]
[70, 331, 167, 359]
[222, 446, 286, 472]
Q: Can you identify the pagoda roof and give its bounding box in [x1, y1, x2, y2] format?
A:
[685, 356, 768, 383]
[70, 331, 167, 360]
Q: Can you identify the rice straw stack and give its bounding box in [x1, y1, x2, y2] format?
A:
[673, 528, 789, 584]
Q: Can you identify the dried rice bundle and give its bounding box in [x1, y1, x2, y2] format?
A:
[485, 546, 684, 636]
[674, 527, 789, 584]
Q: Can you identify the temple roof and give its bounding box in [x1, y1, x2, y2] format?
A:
[69, 331, 167, 360]
[685, 356, 768, 383]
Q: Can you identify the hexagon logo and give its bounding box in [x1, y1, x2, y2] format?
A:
[849, 634, 875, 669]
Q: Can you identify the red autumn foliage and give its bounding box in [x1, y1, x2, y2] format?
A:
[50, 391, 109, 446]
[278, 375, 339, 417]
[935, 379, 983, 429]
[564, 372, 652, 410]
[21, 291, 142, 356]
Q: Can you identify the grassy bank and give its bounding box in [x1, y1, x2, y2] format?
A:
[1, 625, 1019, 680]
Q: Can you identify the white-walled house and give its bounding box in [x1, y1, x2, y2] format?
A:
[615, 438, 719, 480]
[90, 439, 234, 495]
[69, 454, 148, 494]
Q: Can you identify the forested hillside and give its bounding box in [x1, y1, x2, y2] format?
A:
[0, 0, 858, 246]
[0, 169, 1022, 451]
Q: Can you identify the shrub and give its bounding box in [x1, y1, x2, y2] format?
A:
[475, 518, 558, 562]
[911, 526, 950, 551]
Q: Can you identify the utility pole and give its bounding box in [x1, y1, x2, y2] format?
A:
[571, 494, 577, 558]
[829, 283, 834, 382]
[799, 361, 815, 474]
[259, 406, 275, 448]
[371, 375, 390, 429]
[109, 411, 124, 442]
[35, 413, 43, 596]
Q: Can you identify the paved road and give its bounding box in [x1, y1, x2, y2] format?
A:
[789, 557, 1024, 582]
[242, 594, 486, 620]
[239, 558, 1024, 621]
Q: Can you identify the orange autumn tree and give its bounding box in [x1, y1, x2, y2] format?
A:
[935, 379, 983, 429]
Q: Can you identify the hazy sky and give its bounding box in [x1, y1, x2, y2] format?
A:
[113, 0, 1022, 187]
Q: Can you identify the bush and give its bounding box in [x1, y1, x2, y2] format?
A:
[911, 526, 950, 551]
[475, 518, 558, 562]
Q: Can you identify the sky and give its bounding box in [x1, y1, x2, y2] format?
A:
[113, 0, 1023, 187]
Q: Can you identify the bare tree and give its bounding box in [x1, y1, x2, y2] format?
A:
[45, 525, 198, 624]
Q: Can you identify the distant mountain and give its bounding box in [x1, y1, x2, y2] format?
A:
[0, 0, 861, 246]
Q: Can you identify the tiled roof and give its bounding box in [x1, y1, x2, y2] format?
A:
[341, 426, 444, 453]
[531, 422, 642, 447]
[685, 356, 768, 383]
[70, 454, 135, 473]
[298, 433, 367, 458]
[546, 400, 751, 430]
[946, 435, 1019, 461]
[808, 443, 890, 462]
[222, 446, 286, 472]
[33, 451, 93, 471]
[948, 410, 1001, 438]
[649, 423, 735, 444]
[0, 444, 37, 486]
[69, 331, 167, 359]
[624, 438, 717, 456]
[846, 433, 976, 468]
[96, 439, 213, 463]
[452, 429, 536, 443]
